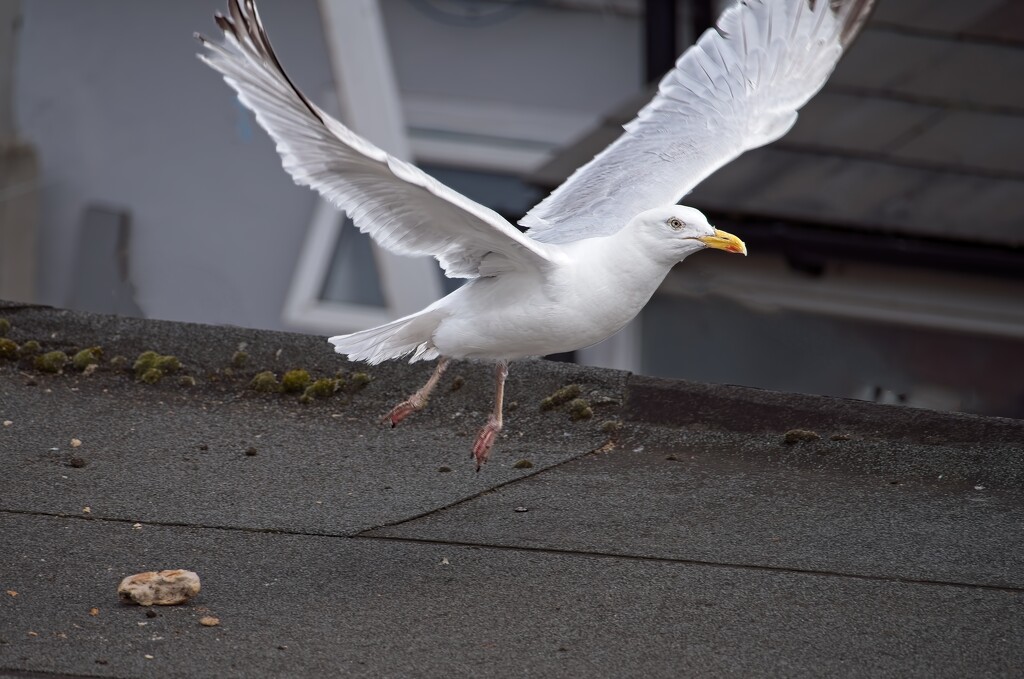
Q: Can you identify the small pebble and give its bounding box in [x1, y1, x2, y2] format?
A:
[514, 506, 528, 513]
[89, 607, 99, 617]
[71, 438, 82, 448]
[3, 420, 12, 427]
[82, 506, 91, 514]
[199, 616, 220, 627]
[784, 429, 820, 444]
[68, 457, 87, 468]
[145, 609, 158, 619]
[132, 523, 143, 530]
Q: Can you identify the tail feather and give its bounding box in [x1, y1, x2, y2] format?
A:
[328, 308, 446, 365]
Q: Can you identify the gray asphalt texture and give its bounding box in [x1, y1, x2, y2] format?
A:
[1, 301, 1022, 678]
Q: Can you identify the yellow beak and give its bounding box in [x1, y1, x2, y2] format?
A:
[698, 228, 747, 256]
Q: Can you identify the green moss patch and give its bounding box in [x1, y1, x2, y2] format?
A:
[349, 372, 372, 389]
[281, 369, 311, 393]
[35, 351, 69, 374]
[72, 347, 103, 371]
[248, 371, 282, 393]
[133, 351, 181, 383]
[0, 338, 17, 360]
[540, 384, 581, 411]
[568, 398, 593, 421]
[299, 378, 340, 403]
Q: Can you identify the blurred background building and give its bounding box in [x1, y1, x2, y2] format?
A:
[2, 0, 1022, 417]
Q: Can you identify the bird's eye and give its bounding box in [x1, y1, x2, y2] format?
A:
[668, 217, 685, 230]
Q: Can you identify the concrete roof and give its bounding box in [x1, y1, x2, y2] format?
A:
[1, 300, 1022, 677]
[530, 0, 1024, 248]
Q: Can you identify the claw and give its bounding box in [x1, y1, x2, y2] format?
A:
[379, 358, 450, 429]
[381, 401, 417, 428]
[472, 414, 501, 471]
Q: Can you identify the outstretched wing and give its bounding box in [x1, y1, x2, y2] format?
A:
[521, 0, 875, 244]
[197, 0, 555, 277]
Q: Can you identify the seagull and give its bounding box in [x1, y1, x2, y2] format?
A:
[197, 0, 875, 469]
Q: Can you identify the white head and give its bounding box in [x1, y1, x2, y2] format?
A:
[626, 206, 747, 266]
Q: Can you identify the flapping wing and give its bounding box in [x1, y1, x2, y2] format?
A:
[521, 0, 875, 245]
[197, 0, 555, 278]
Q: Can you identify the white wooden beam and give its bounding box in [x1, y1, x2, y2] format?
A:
[284, 0, 442, 333]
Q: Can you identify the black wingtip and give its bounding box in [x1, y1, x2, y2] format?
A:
[214, 14, 232, 33]
[204, 0, 326, 127]
[838, 0, 878, 49]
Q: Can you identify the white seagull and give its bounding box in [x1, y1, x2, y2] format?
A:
[197, 0, 875, 469]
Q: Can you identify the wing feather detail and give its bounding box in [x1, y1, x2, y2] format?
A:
[197, 0, 555, 278]
[521, 0, 876, 245]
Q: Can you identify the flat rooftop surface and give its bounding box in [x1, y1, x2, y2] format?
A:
[1, 301, 1022, 678]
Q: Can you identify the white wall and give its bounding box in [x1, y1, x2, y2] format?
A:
[16, 0, 331, 329]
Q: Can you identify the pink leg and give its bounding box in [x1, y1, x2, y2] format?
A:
[472, 361, 508, 471]
[381, 357, 450, 427]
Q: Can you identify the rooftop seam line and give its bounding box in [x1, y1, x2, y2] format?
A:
[354, 435, 626, 533]
[0, 508, 351, 539]
[0, 666, 130, 679]
[2, 510, 1020, 593]
[358, 534, 1024, 594]
[350, 373, 633, 535]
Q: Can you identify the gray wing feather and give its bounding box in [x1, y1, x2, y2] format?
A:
[198, 0, 554, 277]
[521, 0, 876, 245]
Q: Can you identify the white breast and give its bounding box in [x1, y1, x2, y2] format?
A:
[430, 235, 671, 360]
